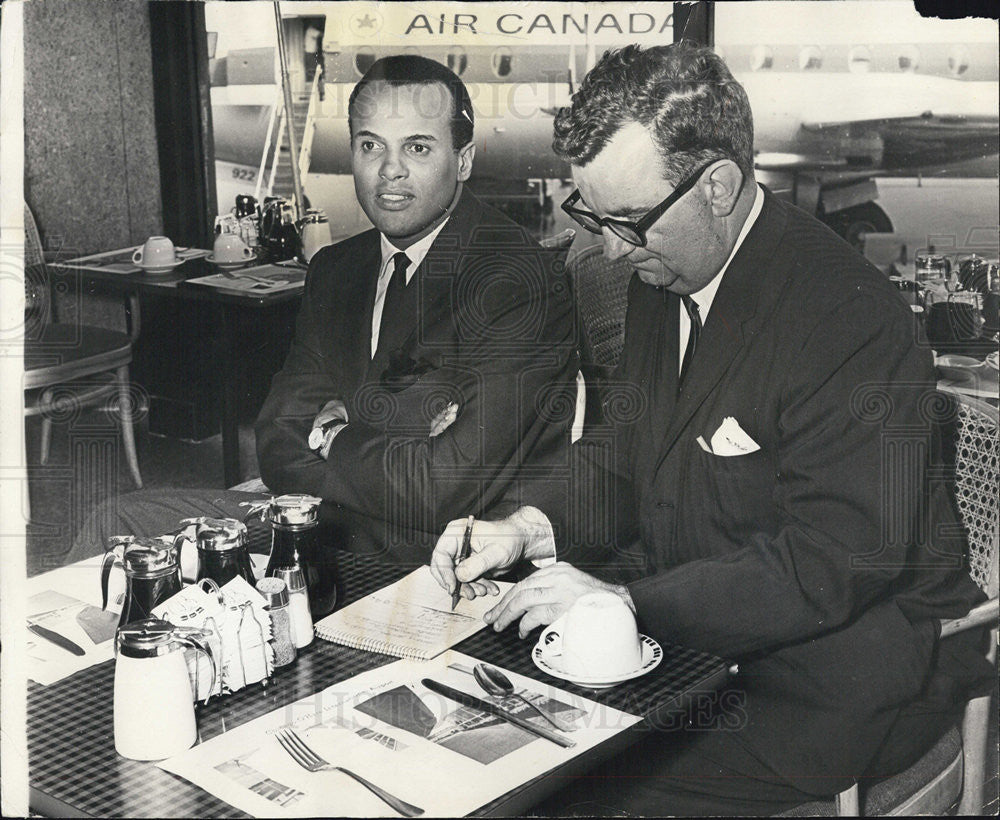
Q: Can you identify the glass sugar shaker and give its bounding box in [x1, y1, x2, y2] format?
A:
[263, 494, 337, 620]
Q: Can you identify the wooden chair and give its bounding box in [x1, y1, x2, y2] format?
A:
[781, 395, 998, 816]
[566, 245, 634, 429]
[23, 204, 143, 488]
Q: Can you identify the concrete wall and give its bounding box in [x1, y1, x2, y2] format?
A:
[24, 0, 162, 260]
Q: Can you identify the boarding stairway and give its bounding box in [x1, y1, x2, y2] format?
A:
[255, 67, 322, 211]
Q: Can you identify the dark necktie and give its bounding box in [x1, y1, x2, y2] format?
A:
[679, 295, 702, 387]
[378, 251, 410, 351]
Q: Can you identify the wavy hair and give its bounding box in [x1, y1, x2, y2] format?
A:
[553, 43, 754, 182]
[349, 55, 474, 151]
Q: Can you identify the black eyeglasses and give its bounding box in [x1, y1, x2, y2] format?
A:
[561, 160, 718, 247]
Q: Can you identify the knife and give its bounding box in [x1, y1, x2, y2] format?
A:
[422, 678, 575, 748]
[28, 623, 87, 656]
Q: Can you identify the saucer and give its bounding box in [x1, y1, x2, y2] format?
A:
[936, 354, 987, 381]
[207, 254, 256, 271]
[136, 258, 184, 275]
[532, 634, 662, 689]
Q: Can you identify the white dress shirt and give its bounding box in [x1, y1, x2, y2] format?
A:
[678, 184, 765, 372]
[371, 219, 450, 358]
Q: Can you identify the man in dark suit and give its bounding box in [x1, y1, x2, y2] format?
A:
[255, 55, 577, 561]
[431, 43, 991, 815]
[68, 56, 576, 565]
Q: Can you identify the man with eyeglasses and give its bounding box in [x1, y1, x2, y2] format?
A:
[431, 43, 990, 815]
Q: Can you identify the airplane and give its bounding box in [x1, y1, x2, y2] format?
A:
[205, 1, 999, 246]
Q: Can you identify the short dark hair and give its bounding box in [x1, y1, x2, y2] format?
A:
[553, 43, 754, 182]
[348, 55, 474, 150]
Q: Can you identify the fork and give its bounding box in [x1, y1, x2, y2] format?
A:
[275, 727, 424, 817]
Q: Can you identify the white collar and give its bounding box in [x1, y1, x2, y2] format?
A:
[379, 217, 450, 282]
[689, 183, 764, 317]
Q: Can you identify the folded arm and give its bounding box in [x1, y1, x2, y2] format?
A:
[257, 254, 577, 536]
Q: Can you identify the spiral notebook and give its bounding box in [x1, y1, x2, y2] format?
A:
[314, 566, 512, 660]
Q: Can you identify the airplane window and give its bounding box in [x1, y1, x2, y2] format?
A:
[848, 45, 872, 73]
[447, 48, 468, 76]
[750, 45, 773, 71]
[492, 47, 513, 78]
[948, 46, 970, 76]
[799, 46, 823, 71]
[897, 45, 920, 72]
[354, 49, 376, 77]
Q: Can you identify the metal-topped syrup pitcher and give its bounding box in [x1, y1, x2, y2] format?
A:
[101, 536, 184, 629]
[176, 517, 255, 588]
[113, 618, 216, 760]
[244, 494, 336, 619]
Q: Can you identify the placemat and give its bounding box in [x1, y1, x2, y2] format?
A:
[54, 247, 209, 275]
[182, 263, 306, 295]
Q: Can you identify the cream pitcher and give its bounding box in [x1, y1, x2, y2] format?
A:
[113, 618, 217, 760]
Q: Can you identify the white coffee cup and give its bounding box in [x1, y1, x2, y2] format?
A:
[132, 236, 176, 268]
[539, 591, 642, 679]
[213, 232, 254, 264]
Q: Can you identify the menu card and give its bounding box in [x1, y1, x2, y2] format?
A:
[26, 555, 118, 685]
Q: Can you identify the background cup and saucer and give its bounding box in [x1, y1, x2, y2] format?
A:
[532, 591, 662, 688]
[132, 236, 182, 275]
[208, 233, 256, 271]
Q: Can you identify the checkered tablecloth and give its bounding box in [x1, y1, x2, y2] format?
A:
[28, 551, 728, 818]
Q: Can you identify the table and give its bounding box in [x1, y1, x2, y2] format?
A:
[27, 550, 730, 818]
[52, 251, 305, 487]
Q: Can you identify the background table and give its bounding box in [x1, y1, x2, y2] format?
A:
[52, 253, 305, 487]
[28, 550, 730, 818]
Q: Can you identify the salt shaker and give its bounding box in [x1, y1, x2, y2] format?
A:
[255, 577, 296, 668]
[270, 566, 314, 648]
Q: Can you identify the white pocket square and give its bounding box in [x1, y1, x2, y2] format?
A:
[708, 416, 761, 457]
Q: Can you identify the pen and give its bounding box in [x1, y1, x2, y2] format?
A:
[451, 515, 475, 610]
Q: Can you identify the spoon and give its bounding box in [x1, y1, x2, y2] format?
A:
[472, 663, 577, 732]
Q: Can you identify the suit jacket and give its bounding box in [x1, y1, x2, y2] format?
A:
[256, 187, 578, 561]
[533, 190, 990, 794]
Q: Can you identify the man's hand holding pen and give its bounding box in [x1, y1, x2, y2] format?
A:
[431, 507, 631, 638]
[431, 516, 529, 604]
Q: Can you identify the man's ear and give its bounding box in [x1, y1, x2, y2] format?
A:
[705, 160, 745, 217]
[457, 142, 476, 182]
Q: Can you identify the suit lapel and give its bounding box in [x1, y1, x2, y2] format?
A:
[654, 191, 789, 469]
[339, 234, 381, 376]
